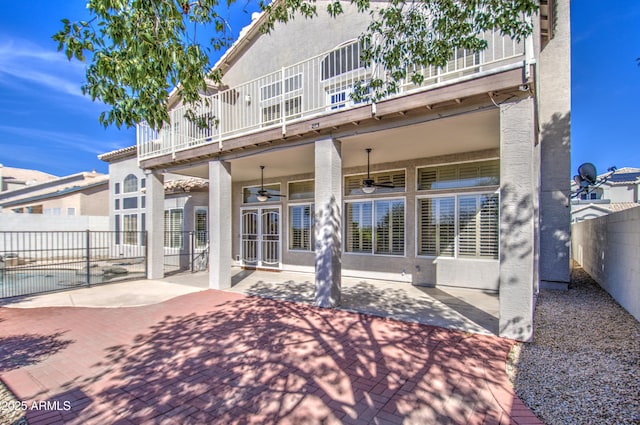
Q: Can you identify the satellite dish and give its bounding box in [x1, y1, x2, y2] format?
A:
[577, 163, 597, 185]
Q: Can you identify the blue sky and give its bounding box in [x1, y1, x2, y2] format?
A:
[0, 1, 638, 178]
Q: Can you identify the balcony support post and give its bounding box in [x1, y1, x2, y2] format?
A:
[499, 96, 536, 341]
[146, 170, 165, 280]
[314, 137, 342, 308]
[208, 159, 232, 289]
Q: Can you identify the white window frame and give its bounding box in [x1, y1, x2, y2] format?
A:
[415, 190, 500, 260]
[242, 183, 282, 204]
[287, 178, 315, 201]
[415, 195, 456, 258]
[344, 168, 407, 197]
[344, 197, 406, 257]
[194, 207, 208, 249]
[164, 208, 184, 249]
[123, 174, 138, 193]
[415, 158, 500, 193]
[288, 202, 314, 252]
[122, 213, 139, 246]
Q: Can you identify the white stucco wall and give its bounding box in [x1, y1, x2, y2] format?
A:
[0, 215, 109, 232]
[571, 207, 640, 322]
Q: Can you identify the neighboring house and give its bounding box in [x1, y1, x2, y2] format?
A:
[102, 0, 571, 340]
[98, 147, 209, 269]
[571, 167, 640, 222]
[0, 164, 57, 192]
[0, 170, 109, 216]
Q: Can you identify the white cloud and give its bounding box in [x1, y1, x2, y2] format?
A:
[0, 36, 87, 99]
[0, 124, 121, 155]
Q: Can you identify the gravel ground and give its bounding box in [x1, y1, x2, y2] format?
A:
[0, 381, 27, 425]
[507, 263, 640, 425]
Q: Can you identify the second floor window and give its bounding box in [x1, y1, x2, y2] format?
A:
[123, 174, 138, 193]
[322, 41, 366, 80]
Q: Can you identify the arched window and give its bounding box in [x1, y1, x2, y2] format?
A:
[123, 174, 138, 193]
[321, 40, 365, 81]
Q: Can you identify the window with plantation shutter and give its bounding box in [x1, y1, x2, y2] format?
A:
[346, 199, 405, 255]
[458, 194, 499, 259]
[288, 180, 314, 201]
[479, 194, 499, 258]
[417, 160, 499, 191]
[345, 202, 373, 253]
[164, 209, 184, 248]
[115, 215, 121, 244]
[417, 197, 455, 257]
[374, 199, 405, 255]
[344, 170, 406, 196]
[458, 196, 478, 257]
[417, 193, 498, 259]
[195, 208, 208, 249]
[123, 214, 138, 245]
[289, 204, 314, 251]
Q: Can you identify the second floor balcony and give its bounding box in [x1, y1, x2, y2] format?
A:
[137, 30, 530, 162]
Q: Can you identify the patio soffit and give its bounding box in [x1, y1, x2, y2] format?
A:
[166, 107, 499, 182]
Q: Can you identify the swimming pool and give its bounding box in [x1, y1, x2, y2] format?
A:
[0, 267, 145, 299]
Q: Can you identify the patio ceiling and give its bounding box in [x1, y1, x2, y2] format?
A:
[168, 108, 499, 182]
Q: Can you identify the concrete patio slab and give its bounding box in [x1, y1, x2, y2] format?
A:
[0, 290, 541, 424]
[0, 278, 205, 308]
[1, 268, 499, 336]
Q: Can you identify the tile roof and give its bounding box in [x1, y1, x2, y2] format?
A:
[0, 166, 58, 186]
[98, 146, 137, 162]
[608, 202, 640, 212]
[164, 177, 209, 192]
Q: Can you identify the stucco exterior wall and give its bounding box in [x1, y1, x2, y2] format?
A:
[107, 155, 147, 234]
[79, 185, 109, 216]
[572, 207, 640, 322]
[0, 215, 109, 232]
[536, 0, 572, 288]
[231, 148, 500, 290]
[605, 185, 637, 203]
[220, 3, 372, 87]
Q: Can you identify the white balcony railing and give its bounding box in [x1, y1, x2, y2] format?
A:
[138, 30, 527, 161]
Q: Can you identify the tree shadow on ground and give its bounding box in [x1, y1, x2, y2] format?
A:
[39, 294, 519, 424]
[0, 332, 73, 373]
[242, 279, 496, 335]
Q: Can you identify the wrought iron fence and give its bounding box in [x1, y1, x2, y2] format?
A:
[0, 230, 147, 299]
[163, 231, 208, 274]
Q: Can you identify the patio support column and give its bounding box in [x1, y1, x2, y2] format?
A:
[314, 137, 342, 307]
[499, 96, 536, 341]
[146, 170, 165, 280]
[209, 159, 232, 289]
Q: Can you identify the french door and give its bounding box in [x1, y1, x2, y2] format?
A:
[240, 207, 281, 268]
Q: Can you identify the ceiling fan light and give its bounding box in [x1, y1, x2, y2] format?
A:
[362, 185, 376, 194]
[257, 194, 269, 202]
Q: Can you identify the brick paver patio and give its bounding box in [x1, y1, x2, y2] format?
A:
[0, 290, 542, 424]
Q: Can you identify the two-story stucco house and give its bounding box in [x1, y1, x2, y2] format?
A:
[0, 170, 109, 216]
[103, 0, 571, 340]
[571, 167, 640, 222]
